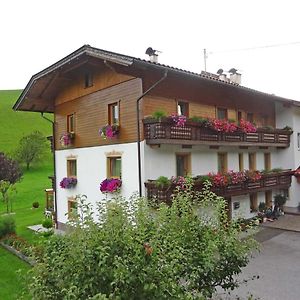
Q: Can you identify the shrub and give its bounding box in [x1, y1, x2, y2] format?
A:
[32, 201, 39, 208]
[155, 176, 170, 188]
[274, 194, 287, 207]
[42, 218, 53, 229]
[27, 184, 257, 299]
[152, 109, 166, 120]
[0, 215, 16, 238]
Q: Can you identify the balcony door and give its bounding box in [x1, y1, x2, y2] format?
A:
[176, 153, 191, 177]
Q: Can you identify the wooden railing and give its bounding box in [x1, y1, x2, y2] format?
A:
[145, 170, 293, 204]
[143, 119, 292, 147]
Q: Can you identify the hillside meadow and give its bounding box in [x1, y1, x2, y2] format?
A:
[0, 90, 53, 299]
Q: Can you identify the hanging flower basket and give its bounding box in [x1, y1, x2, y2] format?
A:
[60, 132, 75, 147]
[99, 125, 119, 140]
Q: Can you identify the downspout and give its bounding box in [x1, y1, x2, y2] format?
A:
[41, 113, 58, 229]
[136, 70, 168, 197]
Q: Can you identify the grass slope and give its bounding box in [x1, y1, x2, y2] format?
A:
[0, 90, 52, 154]
[0, 90, 53, 298]
[0, 247, 30, 300]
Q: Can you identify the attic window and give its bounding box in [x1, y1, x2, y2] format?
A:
[84, 72, 93, 88]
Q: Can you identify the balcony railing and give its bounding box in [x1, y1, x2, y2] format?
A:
[144, 170, 293, 204]
[143, 119, 292, 147]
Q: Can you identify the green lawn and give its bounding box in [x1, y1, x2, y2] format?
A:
[0, 247, 30, 300]
[0, 89, 53, 298]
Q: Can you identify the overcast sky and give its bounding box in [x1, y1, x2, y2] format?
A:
[1, 0, 300, 100]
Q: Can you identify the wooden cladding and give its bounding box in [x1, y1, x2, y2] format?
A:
[145, 170, 293, 204]
[144, 119, 292, 147]
[55, 78, 142, 150]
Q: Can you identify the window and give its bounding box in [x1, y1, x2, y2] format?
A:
[67, 159, 77, 177]
[265, 191, 272, 208]
[217, 107, 227, 120]
[246, 113, 254, 123]
[109, 103, 119, 125]
[84, 71, 93, 88]
[248, 153, 256, 171]
[107, 156, 121, 178]
[297, 133, 300, 150]
[68, 197, 78, 219]
[67, 113, 75, 133]
[250, 193, 258, 213]
[217, 152, 228, 173]
[237, 111, 242, 122]
[238, 153, 244, 171]
[177, 101, 189, 117]
[264, 153, 271, 171]
[176, 153, 191, 177]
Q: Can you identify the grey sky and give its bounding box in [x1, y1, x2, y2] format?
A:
[1, 0, 300, 100]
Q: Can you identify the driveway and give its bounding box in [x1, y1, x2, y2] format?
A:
[215, 227, 300, 300]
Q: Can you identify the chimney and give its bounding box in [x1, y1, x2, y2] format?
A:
[228, 68, 241, 85]
[145, 47, 159, 63]
[217, 68, 229, 82]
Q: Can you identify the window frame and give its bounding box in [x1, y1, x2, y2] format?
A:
[68, 197, 78, 220]
[177, 101, 189, 117]
[67, 159, 77, 178]
[216, 107, 228, 120]
[175, 153, 191, 177]
[108, 102, 120, 126]
[217, 152, 228, 173]
[107, 156, 122, 179]
[67, 113, 75, 133]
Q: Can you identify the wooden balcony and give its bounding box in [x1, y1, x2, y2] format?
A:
[145, 170, 293, 204]
[143, 119, 292, 148]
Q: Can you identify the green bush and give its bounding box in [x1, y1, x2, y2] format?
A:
[0, 215, 16, 238]
[32, 201, 39, 208]
[27, 183, 257, 299]
[155, 176, 170, 188]
[152, 110, 166, 120]
[42, 218, 53, 229]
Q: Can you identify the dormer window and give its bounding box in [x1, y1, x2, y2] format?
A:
[84, 71, 93, 88]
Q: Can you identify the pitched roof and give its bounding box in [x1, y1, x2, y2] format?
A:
[13, 45, 299, 112]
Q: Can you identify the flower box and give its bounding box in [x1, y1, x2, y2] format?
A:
[60, 177, 77, 189]
[99, 125, 119, 139]
[100, 178, 122, 193]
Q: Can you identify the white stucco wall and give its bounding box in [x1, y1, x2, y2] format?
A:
[55, 142, 140, 224]
[275, 102, 300, 206]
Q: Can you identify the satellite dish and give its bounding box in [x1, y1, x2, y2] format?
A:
[217, 68, 224, 75]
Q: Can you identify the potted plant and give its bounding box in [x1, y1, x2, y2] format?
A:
[155, 176, 170, 189]
[60, 132, 75, 147]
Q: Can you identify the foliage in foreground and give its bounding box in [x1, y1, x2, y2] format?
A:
[28, 182, 257, 299]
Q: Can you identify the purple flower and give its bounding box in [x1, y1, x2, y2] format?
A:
[60, 177, 77, 189]
[100, 178, 122, 193]
[99, 125, 119, 139]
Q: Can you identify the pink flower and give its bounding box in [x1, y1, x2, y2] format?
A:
[171, 113, 187, 127]
[239, 119, 257, 133]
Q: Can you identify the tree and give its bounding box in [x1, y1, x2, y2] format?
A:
[28, 182, 257, 299]
[14, 131, 49, 170]
[0, 153, 22, 213]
